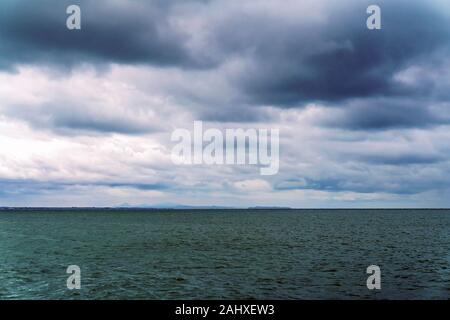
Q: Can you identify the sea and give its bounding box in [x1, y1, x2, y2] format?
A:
[0, 209, 449, 300]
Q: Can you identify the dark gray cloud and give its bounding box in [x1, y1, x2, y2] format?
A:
[104, 182, 169, 191]
[161, 0, 450, 130]
[316, 98, 450, 130]
[220, 0, 450, 107]
[0, 0, 205, 70]
[0, 179, 169, 197]
[52, 116, 152, 135]
[356, 153, 443, 165]
[2, 99, 160, 136]
[274, 169, 450, 195]
[0, 179, 62, 197]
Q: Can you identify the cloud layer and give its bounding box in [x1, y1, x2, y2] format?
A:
[0, 0, 450, 207]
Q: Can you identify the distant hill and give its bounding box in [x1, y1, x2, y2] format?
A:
[116, 203, 293, 210]
[116, 203, 235, 209]
[247, 206, 292, 210]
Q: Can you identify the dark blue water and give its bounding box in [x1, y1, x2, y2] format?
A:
[0, 209, 449, 299]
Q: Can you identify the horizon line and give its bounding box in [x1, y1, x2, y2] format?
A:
[1, 207, 450, 210]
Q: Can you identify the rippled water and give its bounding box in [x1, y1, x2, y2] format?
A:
[0, 209, 449, 299]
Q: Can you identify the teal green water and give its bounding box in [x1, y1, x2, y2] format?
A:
[0, 209, 449, 299]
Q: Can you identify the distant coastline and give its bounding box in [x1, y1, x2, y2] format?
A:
[1, 207, 449, 211]
[0, 206, 292, 210]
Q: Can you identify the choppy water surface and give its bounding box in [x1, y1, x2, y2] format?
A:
[0, 209, 449, 299]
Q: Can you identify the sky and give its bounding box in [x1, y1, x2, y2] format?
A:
[0, 0, 450, 208]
